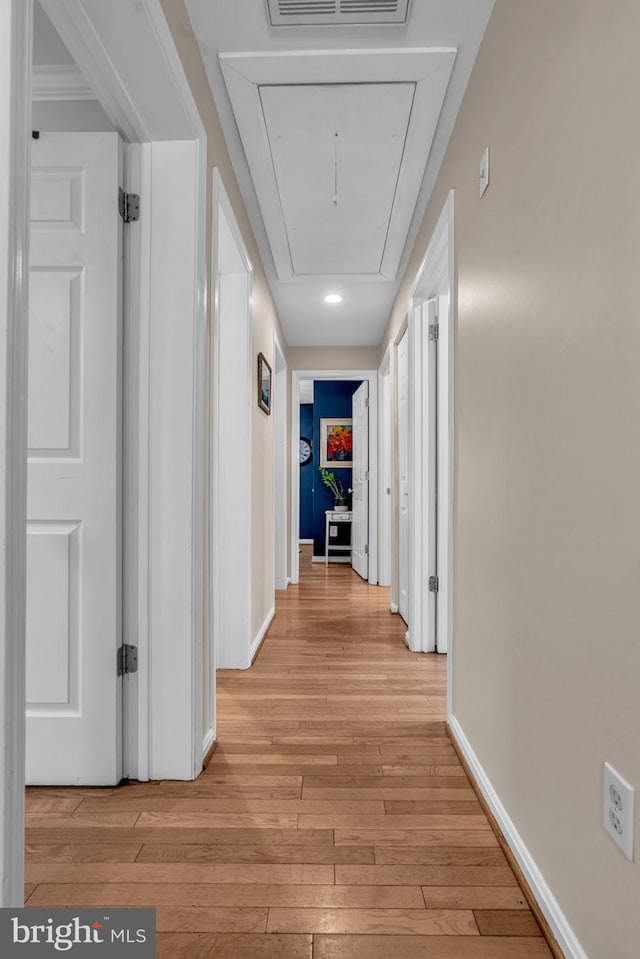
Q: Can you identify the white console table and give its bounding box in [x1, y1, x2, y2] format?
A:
[324, 510, 353, 566]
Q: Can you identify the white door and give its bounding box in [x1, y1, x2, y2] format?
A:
[397, 328, 410, 623]
[351, 381, 369, 580]
[26, 133, 123, 785]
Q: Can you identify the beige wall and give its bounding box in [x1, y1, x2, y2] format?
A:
[288, 346, 380, 372]
[381, 2, 640, 955]
[160, 0, 287, 717]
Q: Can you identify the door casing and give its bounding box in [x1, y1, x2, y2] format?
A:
[405, 193, 455, 679]
[39, 0, 209, 781]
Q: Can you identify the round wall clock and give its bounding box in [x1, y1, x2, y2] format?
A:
[299, 436, 312, 466]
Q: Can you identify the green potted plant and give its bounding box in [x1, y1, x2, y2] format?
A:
[319, 468, 349, 511]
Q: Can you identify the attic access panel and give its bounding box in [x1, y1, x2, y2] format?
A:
[259, 81, 415, 276]
[266, 0, 411, 27]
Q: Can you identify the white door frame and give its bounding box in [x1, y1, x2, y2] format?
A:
[35, 0, 208, 782]
[273, 333, 288, 591]
[406, 192, 455, 669]
[378, 343, 393, 591]
[290, 369, 378, 586]
[210, 169, 253, 674]
[0, 0, 32, 908]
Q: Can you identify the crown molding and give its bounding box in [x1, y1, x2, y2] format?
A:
[32, 64, 95, 101]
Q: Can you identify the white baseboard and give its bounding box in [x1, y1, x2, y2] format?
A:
[312, 555, 351, 564]
[390, 602, 399, 613]
[202, 727, 215, 762]
[251, 605, 275, 663]
[299, 538, 313, 544]
[448, 714, 588, 959]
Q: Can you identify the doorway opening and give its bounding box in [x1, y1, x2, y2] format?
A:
[291, 369, 378, 585]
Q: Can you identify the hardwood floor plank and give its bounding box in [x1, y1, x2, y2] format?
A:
[266, 908, 478, 935]
[79, 799, 386, 815]
[299, 815, 490, 830]
[336, 865, 517, 887]
[423, 887, 530, 910]
[26, 843, 142, 863]
[136, 812, 300, 829]
[312, 935, 554, 958]
[27, 883, 428, 909]
[157, 933, 312, 959]
[210, 754, 340, 766]
[136, 844, 374, 865]
[334, 830, 499, 847]
[26, 827, 335, 846]
[303, 775, 467, 788]
[302, 787, 477, 801]
[25, 812, 140, 828]
[374, 848, 508, 866]
[473, 910, 542, 937]
[25, 795, 84, 813]
[156, 907, 268, 933]
[25, 863, 335, 885]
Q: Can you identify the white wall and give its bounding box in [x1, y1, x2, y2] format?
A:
[32, 99, 115, 132]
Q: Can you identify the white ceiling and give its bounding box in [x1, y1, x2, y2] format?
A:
[187, 0, 494, 347]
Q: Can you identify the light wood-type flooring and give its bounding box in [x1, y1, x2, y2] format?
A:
[25, 547, 553, 958]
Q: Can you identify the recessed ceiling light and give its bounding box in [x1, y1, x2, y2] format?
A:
[324, 294, 342, 304]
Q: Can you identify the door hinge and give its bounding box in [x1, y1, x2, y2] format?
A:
[365, 397, 369, 408]
[429, 324, 439, 341]
[119, 187, 140, 224]
[365, 544, 369, 555]
[364, 470, 370, 481]
[428, 575, 439, 593]
[117, 644, 138, 676]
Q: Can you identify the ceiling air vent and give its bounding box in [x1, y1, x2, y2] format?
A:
[266, 0, 411, 27]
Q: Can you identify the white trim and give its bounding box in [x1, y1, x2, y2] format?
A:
[273, 333, 288, 591]
[290, 369, 378, 586]
[312, 556, 351, 564]
[449, 715, 589, 959]
[390, 602, 399, 614]
[0, 0, 32, 907]
[405, 192, 454, 660]
[377, 342, 392, 588]
[31, 64, 95, 101]
[38, 0, 204, 143]
[211, 169, 253, 673]
[251, 606, 275, 663]
[299, 539, 313, 544]
[201, 726, 215, 762]
[121, 142, 151, 782]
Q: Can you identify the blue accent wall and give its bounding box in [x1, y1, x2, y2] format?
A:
[299, 403, 314, 540]
[312, 381, 362, 556]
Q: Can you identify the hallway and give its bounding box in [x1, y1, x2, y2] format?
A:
[24, 550, 552, 957]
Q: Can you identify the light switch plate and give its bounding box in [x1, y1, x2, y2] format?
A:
[479, 147, 490, 198]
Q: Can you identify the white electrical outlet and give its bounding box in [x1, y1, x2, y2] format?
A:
[603, 762, 634, 860]
[479, 147, 490, 198]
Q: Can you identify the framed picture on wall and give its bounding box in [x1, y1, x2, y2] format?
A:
[257, 352, 272, 415]
[320, 418, 353, 468]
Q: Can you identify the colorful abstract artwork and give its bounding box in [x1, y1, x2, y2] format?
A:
[320, 418, 353, 468]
